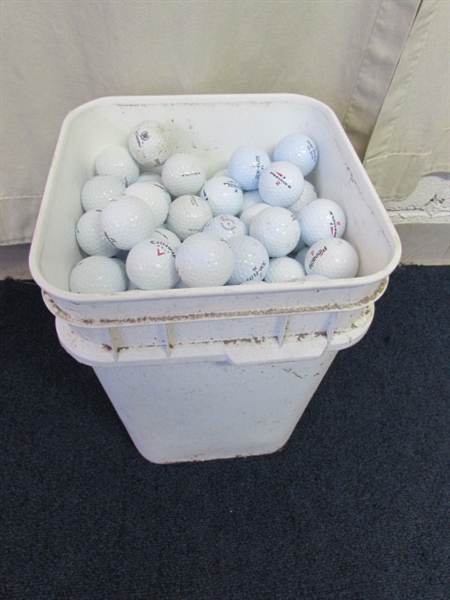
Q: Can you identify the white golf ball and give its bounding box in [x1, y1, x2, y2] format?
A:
[239, 203, 271, 228]
[258, 161, 305, 208]
[100, 195, 156, 250]
[149, 227, 182, 250]
[291, 236, 307, 255]
[288, 180, 318, 216]
[226, 235, 270, 284]
[273, 133, 318, 176]
[240, 190, 264, 214]
[69, 256, 127, 293]
[264, 257, 305, 283]
[166, 194, 213, 241]
[294, 246, 310, 269]
[175, 232, 235, 288]
[95, 146, 140, 186]
[304, 238, 359, 279]
[298, 198, 346, 246]
[161, 153, 206, 197]
[228, 146, 271, 191]
[81, 175, 126, 212]
[136, 172, 164, 185]
[249, 206, 301, 258]
[213, 168, 230, 178]
[126, 238, 178, 290]
[202, 215, 248, 240]
[201, 176, 244, 216]
[125, 181, 171, 227]
[128, 120, 172, 168]
[75, 209, 118, 257]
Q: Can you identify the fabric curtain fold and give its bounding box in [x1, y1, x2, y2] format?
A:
[363, 0, 450, 203]
[1, 0, 448, 245]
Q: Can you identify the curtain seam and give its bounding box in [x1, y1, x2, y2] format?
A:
[341, 0, 384, 130]
[363, 0, 441, 163]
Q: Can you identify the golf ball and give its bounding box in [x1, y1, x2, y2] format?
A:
[128, 120, 172, 168]
[81, 175, 126, 212]
[304, 238, 359, 279]
[125, 181, 171, 228]
[69, 256, 128, 293]
[202, 214, 248, 240]
[201, 176, 244, 216]
[226, 235, 270, 284]
[298, 198, 346, 246]
[166, 194, 213, 241]
[249, 206, 301, 258]
[240, 190, 264, 214]
[239, 203, 271, 228]
[161, 153, 206, 197]
[228, 146, 271, 191]
[75, 209, 118, 257]
[258, 161, 305, 208]
[264, 257, 306, 283]
[126, 238, 178, 290]
[288, 180, 318, 217]
[175, 232, 235, 288]
[95, 146, 140, 186]
[273, 133, 318, 176]
[100, 195, 156, 250]
[149, 227, 182, 250]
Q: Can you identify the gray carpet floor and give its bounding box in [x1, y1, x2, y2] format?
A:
[1, 266, 449, 599]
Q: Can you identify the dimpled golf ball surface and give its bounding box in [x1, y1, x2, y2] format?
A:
[228, 146, 271, 191]
[258, 161, 305, 208]
[226, 235, 269, 284]
[69, 256, 127, 293]
[76, 209, 118, 257]
[100, 195, 156, 250]
[203, 215, 248, 240]
[175, 232, 235, 288]
[128, 120, 172, 168]
[273, 133, 318, 176]
[81, 175, 126, 212]
[149, 227, 182, 250]
[288, 180, 318, 216]
[166, 195, 213, 240]
[136, 172, 163, 185]
[95, 146, 140, 186]
[126, 238, 178, 290]
[240, 190, 264, 213]
[126, 181, 171, 227]
[249, 206, 301, 258]
[299, 198, 346, 246]
[305, 238, 359, 279]
[264, 257, 305, 283]
[295, 246, 310, 269]
[162, 153, 206, 197]
[239, 203, 270, 228]
[201, 176, 244, 216]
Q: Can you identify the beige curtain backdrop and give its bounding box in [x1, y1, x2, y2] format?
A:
[1, 0, 448, 246]
[364, 0, 449, 204]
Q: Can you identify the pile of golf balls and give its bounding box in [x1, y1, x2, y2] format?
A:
[70, 122, 359, 293]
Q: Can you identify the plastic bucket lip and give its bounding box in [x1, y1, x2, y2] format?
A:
[32, 269, 389, 305]
[28, 92, 402, 306]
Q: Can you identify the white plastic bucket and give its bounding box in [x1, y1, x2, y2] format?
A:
[56, 305, 374, 464]
[28, 93, 401, 462]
